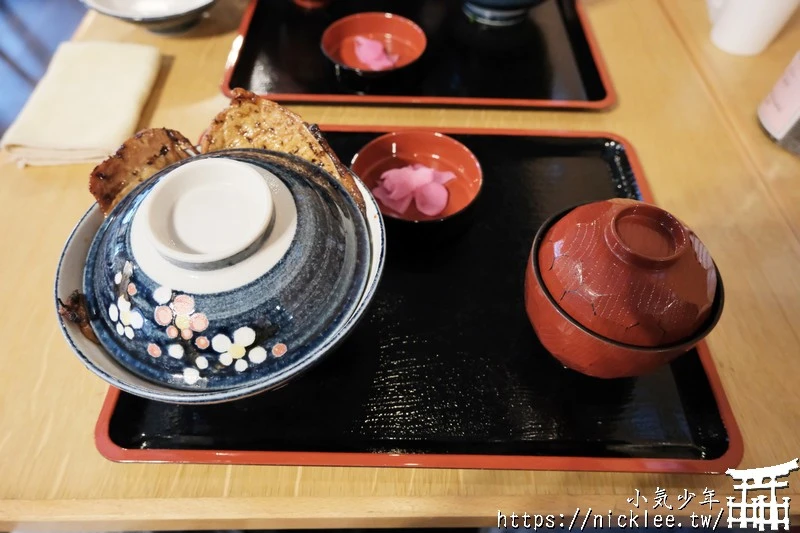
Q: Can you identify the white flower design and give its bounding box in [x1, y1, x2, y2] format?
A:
[153, 286, 172, 305]
[167, 344, 184, 359]
[108, 266, 144, 340]
[183, 367, 200, 385]
[211, 327, 267, 372]
[249, 346, 267, 364]
[178, 354, 207, 385]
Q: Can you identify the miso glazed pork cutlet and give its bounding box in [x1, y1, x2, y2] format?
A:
[200, 88, 366, 215]
[58, 89, 366, 343]
[89, 128, 196, 216]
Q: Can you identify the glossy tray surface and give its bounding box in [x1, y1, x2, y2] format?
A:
[223, 0, 615, 109]
[97, 128, 741, 472]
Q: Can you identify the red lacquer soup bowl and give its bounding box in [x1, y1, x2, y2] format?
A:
[524, 201, 725, 379]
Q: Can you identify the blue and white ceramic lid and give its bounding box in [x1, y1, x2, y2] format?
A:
[82, 149, 372, 392]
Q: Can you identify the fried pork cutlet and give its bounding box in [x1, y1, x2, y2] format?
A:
[200, 88, 366, 215]
[89, 128, 195, 216]
[66, 129, 194, 341]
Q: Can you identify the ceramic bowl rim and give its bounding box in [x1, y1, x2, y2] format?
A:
[60, 149, 385, 403]
[319, 12, 428, 75]
[55, 168, 386, 404]
[351, 130, 484, 224]
[80, 0, 215, 23]
[530, 202, 725, 353]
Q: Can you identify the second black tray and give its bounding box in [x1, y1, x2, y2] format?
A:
[97, 128, 741, 473]
[223, 0, 616, 109]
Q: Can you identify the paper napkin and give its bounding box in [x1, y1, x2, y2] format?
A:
[1, 41, 161, 166]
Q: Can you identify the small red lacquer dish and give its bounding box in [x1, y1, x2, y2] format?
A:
[351, 131, 483, 223]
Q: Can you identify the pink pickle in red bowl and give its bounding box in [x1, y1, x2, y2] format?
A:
[353, 36, 399, 71]
[371, 164, 456, 217]
[321, 13, 427, 73]
[292, 0, 330, 9]
[351, 131, 483, 223]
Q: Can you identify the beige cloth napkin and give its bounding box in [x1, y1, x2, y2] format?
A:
[1, 41, 161, 166]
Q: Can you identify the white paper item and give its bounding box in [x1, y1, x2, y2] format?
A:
[0, 41, 161, 166]
[710, 0, 800, 56]
[706, 0, 727, 24]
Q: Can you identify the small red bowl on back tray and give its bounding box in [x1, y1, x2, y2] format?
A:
[321, 12, 427, 94]
[292, 0, 330, 9]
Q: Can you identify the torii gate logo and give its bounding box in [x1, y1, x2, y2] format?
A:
[726, 458, 799, 531]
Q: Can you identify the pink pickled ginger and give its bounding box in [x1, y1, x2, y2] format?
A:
[371, 164, 456, 217]
[354, 36, 399, 71]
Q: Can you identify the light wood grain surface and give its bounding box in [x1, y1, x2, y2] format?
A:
[1, 0, 800, 530]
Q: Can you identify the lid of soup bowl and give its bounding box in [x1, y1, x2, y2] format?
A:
[83, 149, 371, 391]
[537, 198, 718, 347]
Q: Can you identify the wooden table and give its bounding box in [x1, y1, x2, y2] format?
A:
[2, 0, 799, 530]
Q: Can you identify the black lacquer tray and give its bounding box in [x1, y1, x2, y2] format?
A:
[96, 127, 742, 473]
[221, 0, 616, 109]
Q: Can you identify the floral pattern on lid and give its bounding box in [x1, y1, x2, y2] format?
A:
[144, 283, 289, 384]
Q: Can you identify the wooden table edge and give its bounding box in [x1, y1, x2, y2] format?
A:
[5, 495, 799, 531]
